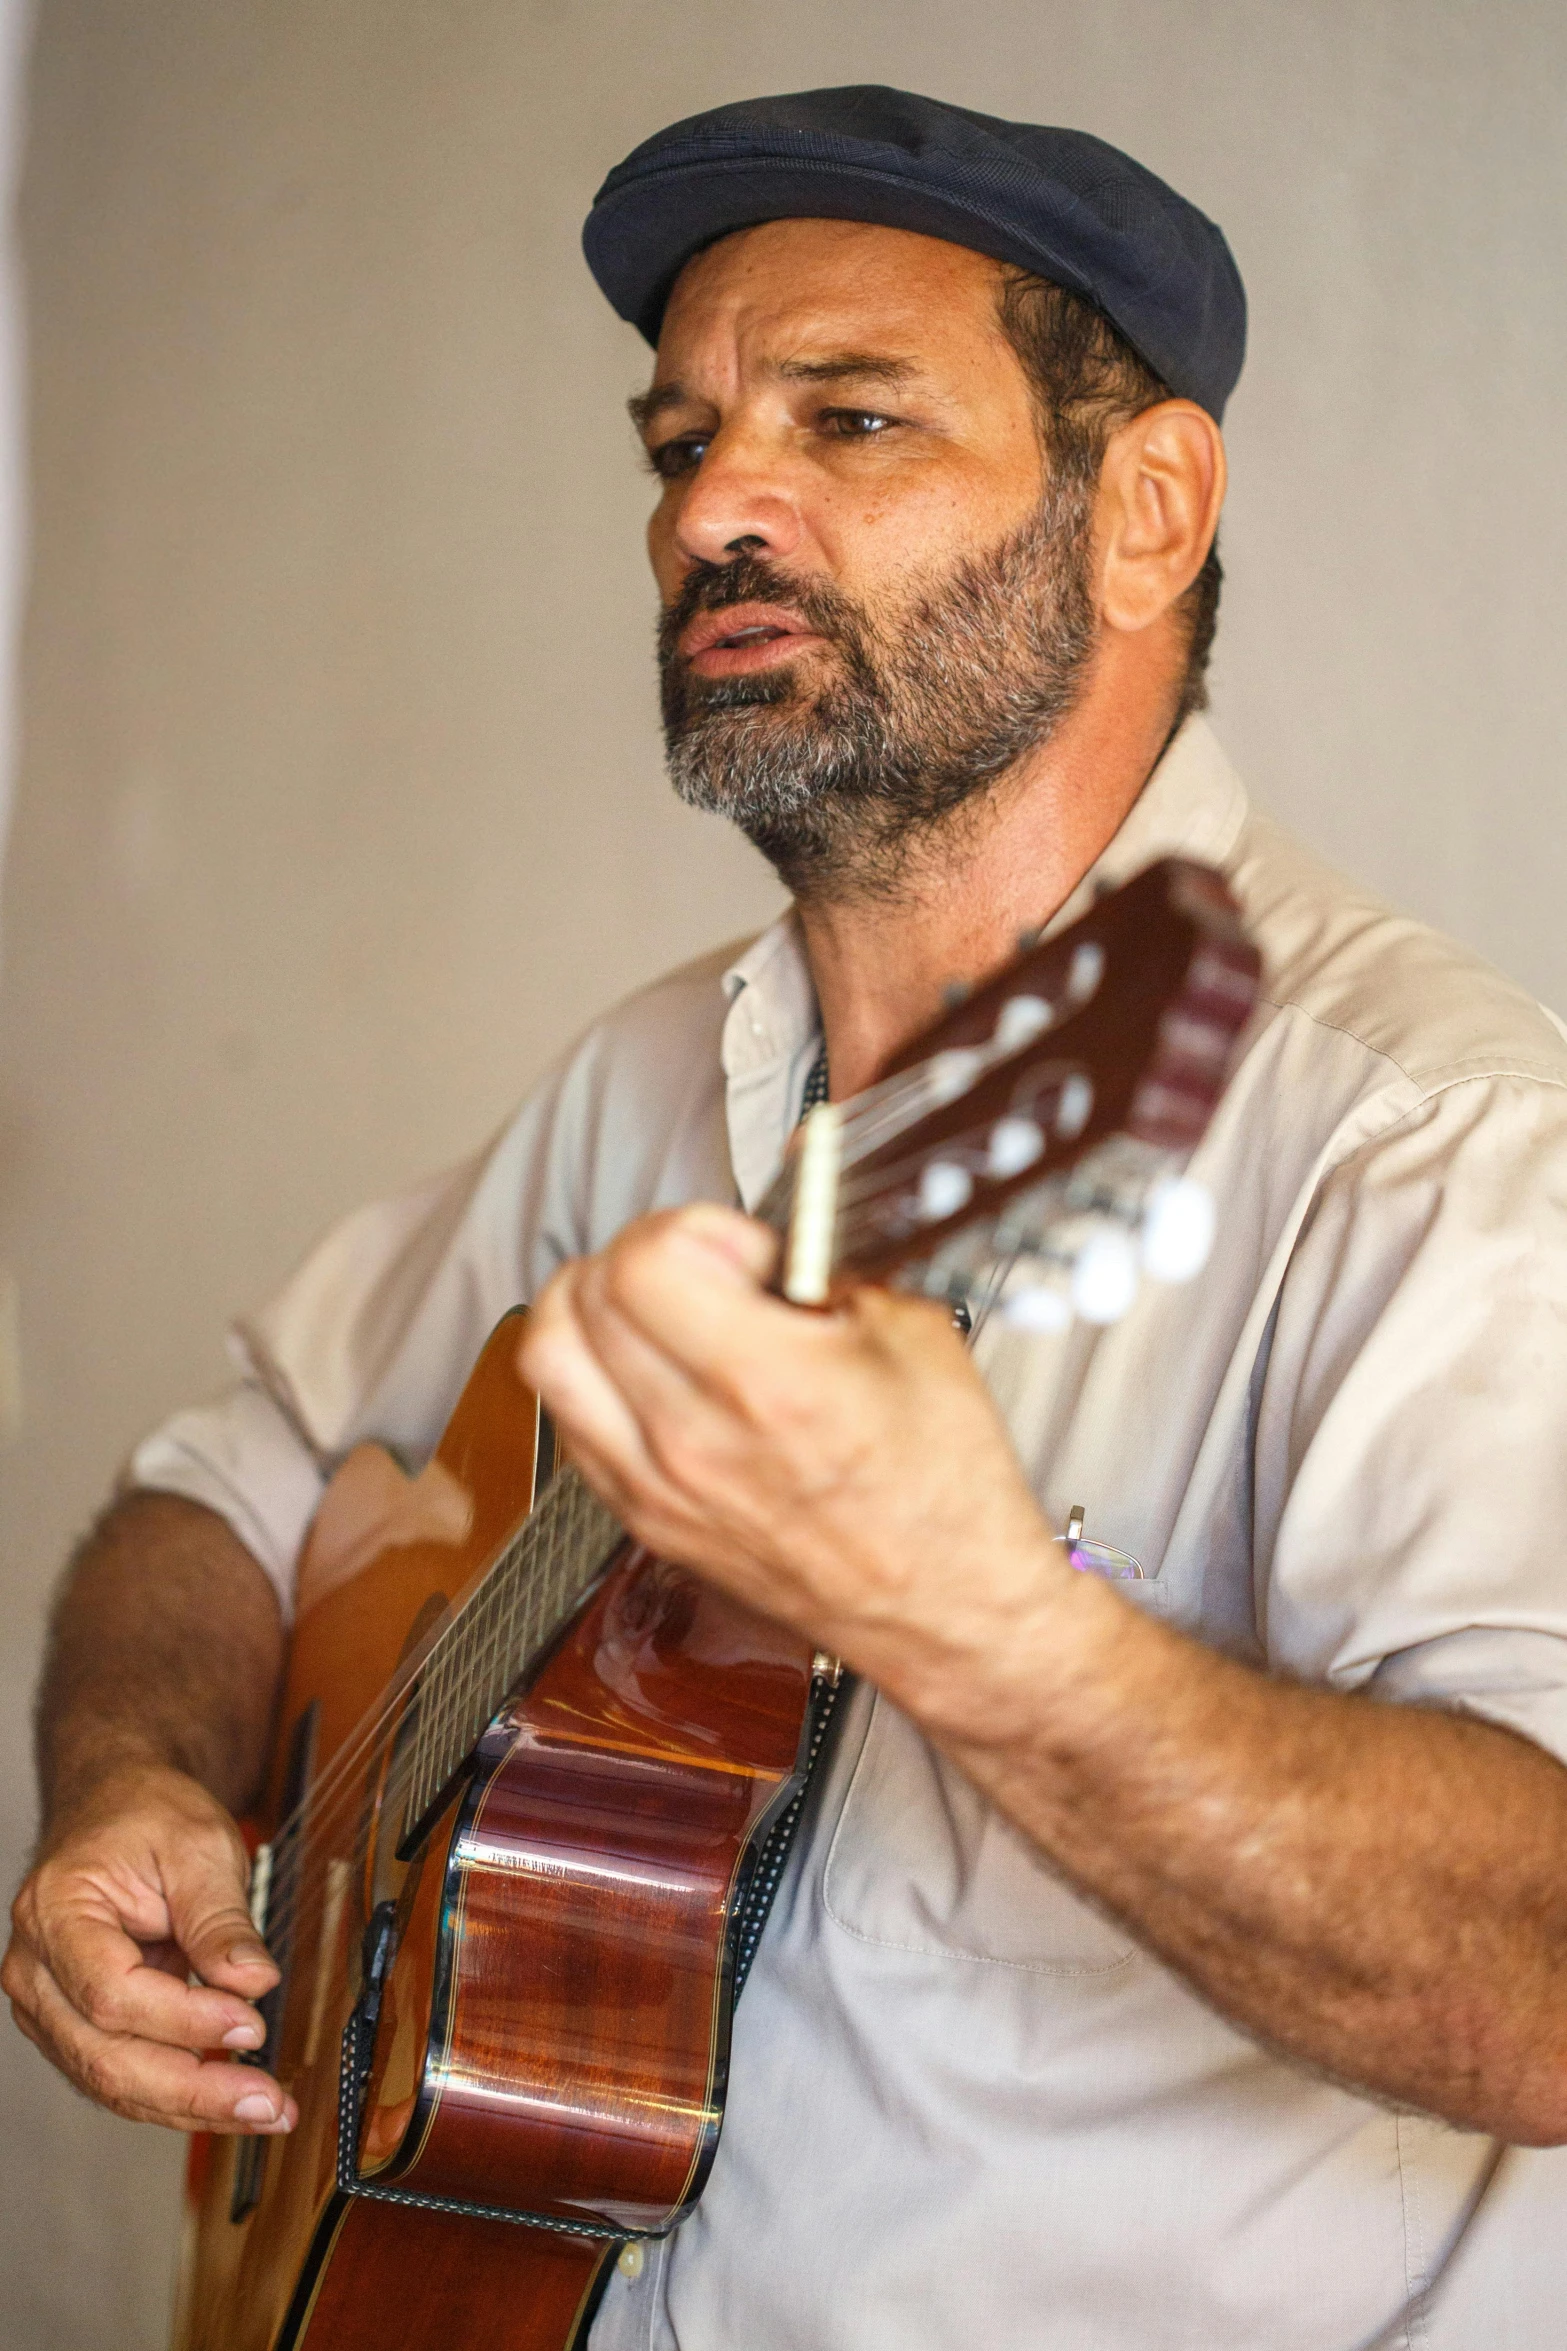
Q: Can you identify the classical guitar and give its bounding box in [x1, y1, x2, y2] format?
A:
[172, 857, 1259, 2351]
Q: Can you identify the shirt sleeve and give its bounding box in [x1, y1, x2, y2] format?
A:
[126, 1044, 601, 1618]
[1254, 1069, 1567, 1765]
[124, 943, 740, 1618]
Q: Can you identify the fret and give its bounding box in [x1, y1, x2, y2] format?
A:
[398, 1467, 622, 1856]
[452, 1581, 495, 1751]
[478, 1534, 508, 1740]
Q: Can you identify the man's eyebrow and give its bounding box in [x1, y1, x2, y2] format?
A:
[627, 382, 687, 432]
[775, 351, 920, 389]
[628, 352, 922, 434]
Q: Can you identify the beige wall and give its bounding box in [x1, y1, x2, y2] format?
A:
[2, 3, 1565, 2340]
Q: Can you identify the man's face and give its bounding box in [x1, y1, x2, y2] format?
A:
[636, 220, 1099, 898]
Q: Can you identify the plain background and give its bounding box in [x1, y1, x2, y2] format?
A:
[1, 3, 1564, 2341]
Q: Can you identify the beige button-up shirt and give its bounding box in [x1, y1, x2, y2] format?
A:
[133, 718, 1567, 2349]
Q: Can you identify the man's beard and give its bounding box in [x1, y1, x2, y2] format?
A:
[657, 479, 1097, 902]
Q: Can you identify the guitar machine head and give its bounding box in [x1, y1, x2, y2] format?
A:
[767, 858, 1262, 1335]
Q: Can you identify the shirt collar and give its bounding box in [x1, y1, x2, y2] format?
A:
[720, 904, 817, 1066]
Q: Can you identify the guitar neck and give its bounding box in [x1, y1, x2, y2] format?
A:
[396, 1465, 623, 1856]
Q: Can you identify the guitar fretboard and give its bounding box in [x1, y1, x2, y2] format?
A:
[398, 1465, 623, 1854]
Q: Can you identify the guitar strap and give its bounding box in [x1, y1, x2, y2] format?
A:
[733, 1034, 842, 1995]
[731, 1661, 846, 1998]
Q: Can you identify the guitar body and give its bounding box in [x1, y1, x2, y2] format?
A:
[173, 1311, 819, 2351]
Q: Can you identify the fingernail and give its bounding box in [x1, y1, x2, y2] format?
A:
[234, 2092, 276, 2123]
[226, 1942, 270, 1969]
[222, 2022, 264, 2050]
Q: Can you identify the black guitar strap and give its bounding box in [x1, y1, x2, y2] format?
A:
[732, 1033, 844, 1998]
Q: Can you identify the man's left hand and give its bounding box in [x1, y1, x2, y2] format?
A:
[518, 1202, 1066, 1738]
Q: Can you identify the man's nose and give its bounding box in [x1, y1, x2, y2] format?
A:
[672, 433, 805, 570]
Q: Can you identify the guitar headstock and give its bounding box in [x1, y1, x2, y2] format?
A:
[771, 858, 1260, 1332]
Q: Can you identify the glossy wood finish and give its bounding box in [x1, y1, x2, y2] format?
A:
[174, 1312, 816, 2350]
[294, 2204, 612, 2351]
[362, 1552, 812, 2230]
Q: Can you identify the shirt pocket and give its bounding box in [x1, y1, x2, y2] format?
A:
[822, 1694, 1139, 1974]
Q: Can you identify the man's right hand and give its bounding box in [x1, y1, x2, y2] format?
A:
[3, 1762, 299, 2134]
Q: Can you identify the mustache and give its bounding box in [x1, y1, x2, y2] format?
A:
[656, 553, 863, 666]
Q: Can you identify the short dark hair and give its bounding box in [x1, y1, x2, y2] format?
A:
[996, 268, 1221, 727]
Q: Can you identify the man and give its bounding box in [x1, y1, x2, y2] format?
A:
[8, 85, 1567, 2349]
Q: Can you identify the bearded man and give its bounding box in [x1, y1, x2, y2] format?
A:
[9, 87, 1567, 2351]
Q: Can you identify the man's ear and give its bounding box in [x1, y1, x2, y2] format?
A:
[1095, 400, 1225, 635]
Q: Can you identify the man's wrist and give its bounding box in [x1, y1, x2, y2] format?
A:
[40, 1737, 219, 1852]
[876, 1528, 1134, 1755]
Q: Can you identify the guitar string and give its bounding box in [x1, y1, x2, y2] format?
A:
[270, 1470, 612, 1914]
[825, 1078, 1088, 1239]
[248, 1065, 1083, 1961]
[261, 1265, 1132, 1985]
[250, 1118, 1005, 1974]
[276, 1511, 618, 1973]
[283, 1475, 623, 1953]
[246, 923, 1250, 1984]
[252, 1472, 621, 1966]
[246, 1052, 947, 1904]
[268, 1474, 571, 1868]
[821, 975, 1244, 1259]
[251, 1079, 1099, 1958]
[248, 1532, 546, 1961]
[263, 1490, 596, 1961]
[248, 1473, 613, 1953]
[246, 975, 1237, 1969]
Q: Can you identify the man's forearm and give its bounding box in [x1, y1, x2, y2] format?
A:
[7, 1491, 298, 2135]
[928, 1571, 1567, 2144]
[515, 1207, 1567, 2148]
[37, 1491, 285, 1835]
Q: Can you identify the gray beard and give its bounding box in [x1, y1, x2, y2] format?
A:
[658, 479, 1096, 902]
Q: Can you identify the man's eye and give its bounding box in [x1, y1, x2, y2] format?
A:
[648, 436, 709, 482]
[821, 410, 896, 440]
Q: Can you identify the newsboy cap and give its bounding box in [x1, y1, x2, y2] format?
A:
[582, 86, 1246, 422]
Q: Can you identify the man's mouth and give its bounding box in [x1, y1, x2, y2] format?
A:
[678, 602, 828, 679]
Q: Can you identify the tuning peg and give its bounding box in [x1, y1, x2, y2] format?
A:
[1001, 1276, 1073, 1334]
[918, 1159, 974, 1222]
[1055, 1072, 1093, 1140]
[994, 994, 1053, 1053]
[1071, 1225, 1139, 1324]
[1066, 941, 1105, 1004]
[1140, 1177, 1216, 1284]
[987, 1115, 1045, 1178]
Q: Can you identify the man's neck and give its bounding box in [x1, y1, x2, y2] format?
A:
[796, 679, 1179, 1099]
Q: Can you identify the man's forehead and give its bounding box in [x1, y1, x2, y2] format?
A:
[653, 219, 1007, 387]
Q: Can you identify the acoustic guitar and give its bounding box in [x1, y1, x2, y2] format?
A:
[171, 856, 1259, 2350]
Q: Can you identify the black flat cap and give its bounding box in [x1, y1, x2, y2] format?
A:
[583, 86, 1245, 422]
